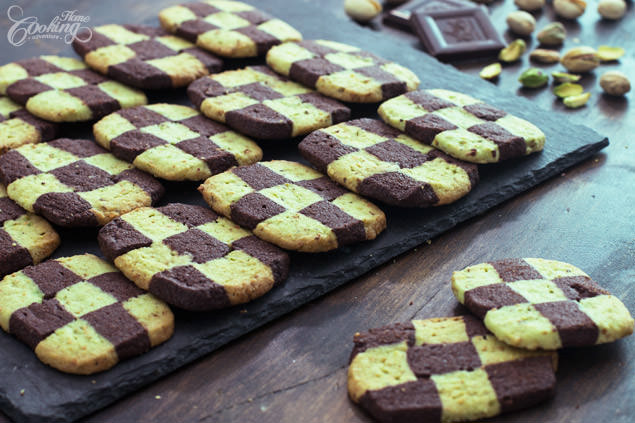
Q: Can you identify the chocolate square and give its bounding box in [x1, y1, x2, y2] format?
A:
[384, 0, 478, 28]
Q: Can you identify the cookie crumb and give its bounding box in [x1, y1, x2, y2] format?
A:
[19, 389, 25, 396]
[155, 395, 161, 400]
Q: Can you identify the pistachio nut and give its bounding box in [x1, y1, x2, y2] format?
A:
[537, 22, 566, 46]
[563, 92, 591, 108]
[514, 0, 546, 11]
[552, 72, 582, 83]
[499, 39, 527, 63]
[506, 11, 536, 36]
[518, 68, 549, 88]
[530, 49, 561, 64]
[599, 71, 631, 96]
[561, 46, 600, 73]
[344, 0, 382, 23]
[553, 83, 584, 98]
[598, 0, 627, 20]
[597, 45, 625, 62]
[553, 0, 587, 19]
[480, 63, 502, 80]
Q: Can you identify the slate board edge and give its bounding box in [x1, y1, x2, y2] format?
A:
[0, 134, 608, 423]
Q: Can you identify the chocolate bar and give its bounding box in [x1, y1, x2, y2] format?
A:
[410, 8, 505, 61]
[384, 0, 480, 28]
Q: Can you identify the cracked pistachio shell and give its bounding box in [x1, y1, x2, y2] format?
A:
[599, 71, 631, 96]
[561, 46, 600, 72]
[519, 68, 549, 88]
[552, 72, 582, 83]
[480, 63, 502, 80]
[537, 22, 566, 46]
[514, 0, 546, 11]
[506, 11, 536, 36]
[563, 92, 591, 108]
[344, 0, 382, 23]
[553, 83, 584, 98]
[530, 49, 561, 64]
[499, 39, 527, 62]
[554, 0, 587, 19]
[598, 0, 627, 20]
[597, 46, 625, 61]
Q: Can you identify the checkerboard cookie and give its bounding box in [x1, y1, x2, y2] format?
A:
[93, 103, 262, 181]
[0, 138, 164, 227]
[199, 160, 386, 252]
[0, 184, 59, 278]
[98, 203, 289, 311]
[452, 258, 634, 350]
[378, 89, 545, 163]
[299, 119, 478, 207]
[0, 254, 173, 374]
[159, 0, 302, 58]
[188, 66, 350, 139]
[72, 24, 223, 89]
[348, 316, 557, 423]
[0, 96, 58, 154]
[266, 40, 420, 103]
[0, 55, 147, 122]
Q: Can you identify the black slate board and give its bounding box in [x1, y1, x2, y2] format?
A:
[0, 0, 608, 421]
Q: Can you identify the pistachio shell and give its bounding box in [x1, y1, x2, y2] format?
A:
[563, 92, 591, 108]
[506, 11, 536, 36]
[537, 22, 566, 46]
[599, 71, 631, 96]
[553, 83, 584, 98]
[554, 0, 587, 19]
[598, 0, 627, 20]
[530, 49, 561, 64]
[344, 0, 382, 23]
[597, 46, 625, 62]
[480, 63, 502, 80]
[499, 39, 527, 63]
[561, 46, 600, 73]
[514, 0, 546, 11]
[552, 72, 582, 83]
[518, 68, 549, 88]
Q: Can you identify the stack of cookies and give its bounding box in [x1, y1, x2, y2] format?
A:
[348, 258, 633, 422]
[0, 7, 629, 423]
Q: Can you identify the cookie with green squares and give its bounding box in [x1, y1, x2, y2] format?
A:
[0, 138, 164, 227]
[198, 160, 386, 252]
[378, 89, 545, 163]
[299, 118, 478, 207]
[0, 56, 147, 122]
[266, 40, 420, 103]
[93, 103, 262, 181]
[348, 316, 557, 422]
[0, 95, 58, 154]
[98, 203, 289, 311]
[159, 0, 302, 58]
[188, 66, 350, 139]
[72, 24, 223, 90]
[452, 258, 634, 350]
[0, 183, 60, 278]
[0, 254, 174, 374]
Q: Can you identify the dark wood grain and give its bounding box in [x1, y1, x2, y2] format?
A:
[0, 1, 632, 422]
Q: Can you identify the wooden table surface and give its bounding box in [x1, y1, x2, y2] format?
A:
[1, 1, 633, 422]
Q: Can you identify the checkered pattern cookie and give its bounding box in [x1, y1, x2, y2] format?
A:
[378, 89, 546, 163]
[199, 160, 386, 252]
[0, 184, 60, 278]
[348, 316, 557, 423]
[452, 258, 634, 350]
[187, 66, 351, 140]
[0, 254, 174, 374]
[159, 0, 302, 58]
[0, 55, 147, 122]
[266, 40, 420, 103]
[0, 96, 58, 154]
[299, 118, 479, 207]
[72, 24, 223, 90]
[0, 138, 164, 227]
[98, 203, 289, 311]
[93, 103, 262, 181]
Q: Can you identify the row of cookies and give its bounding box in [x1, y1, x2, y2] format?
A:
[348, 258, 634, 422]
